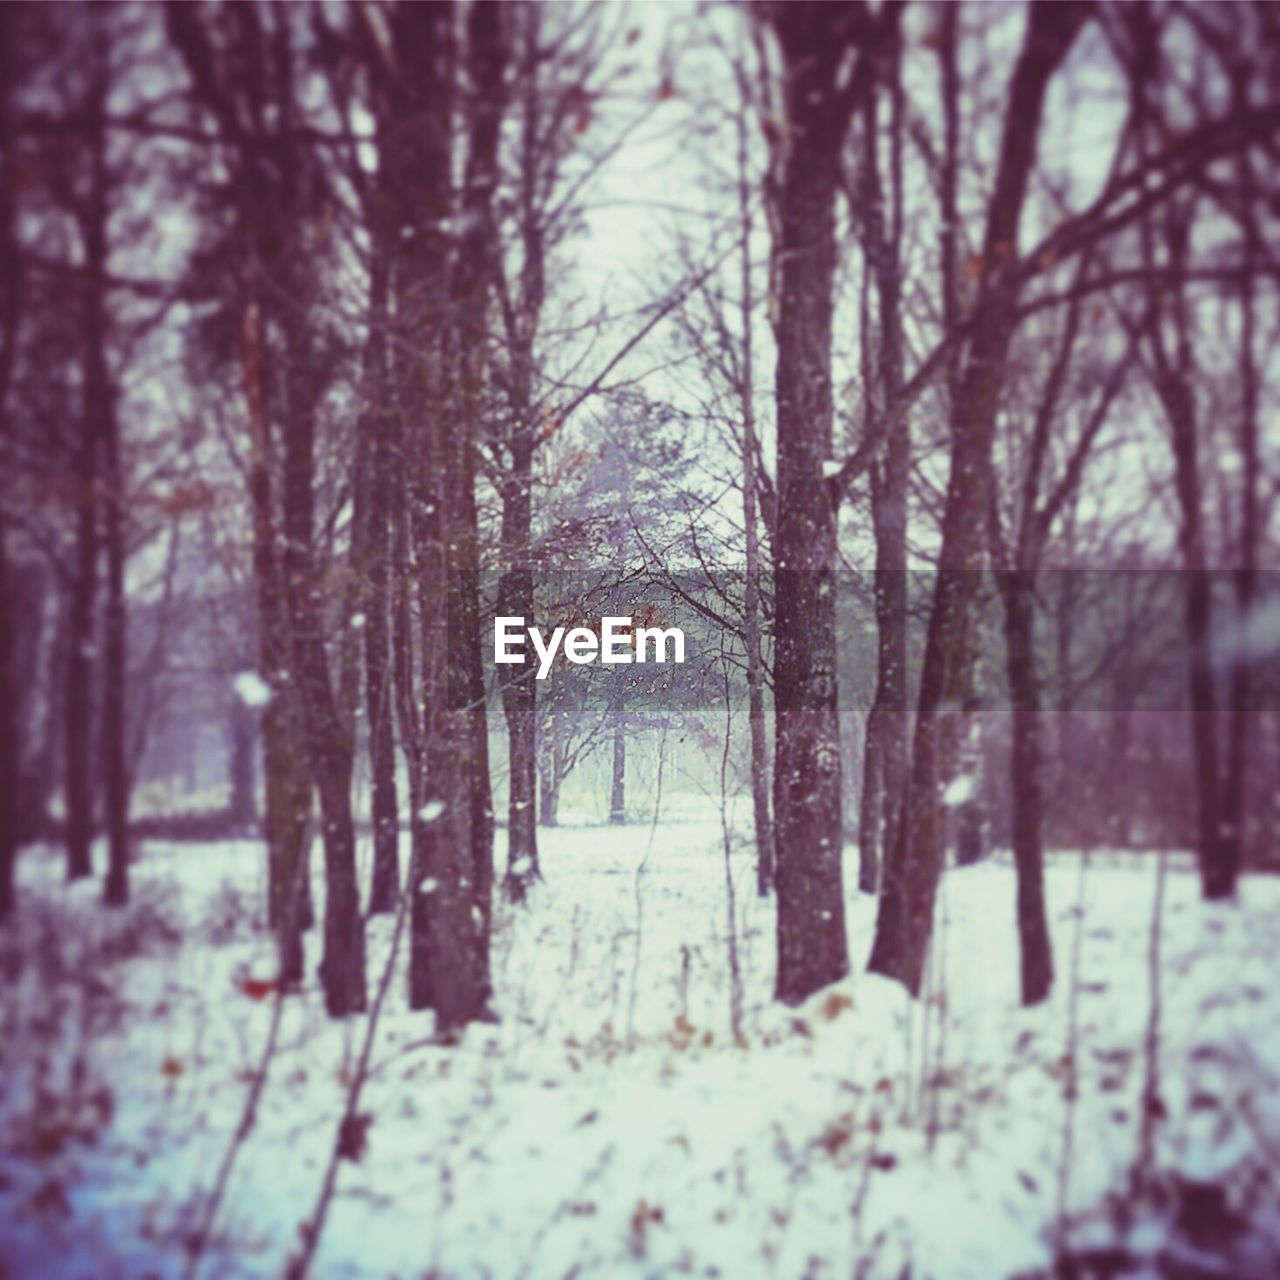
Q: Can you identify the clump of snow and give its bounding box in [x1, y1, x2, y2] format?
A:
[942, 774, 976, 807]
[232, 671, 272, 708]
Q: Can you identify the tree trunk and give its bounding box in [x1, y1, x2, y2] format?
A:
[0, 535, 14, 920]
[857, 698, 885, 894]
[242, 304, 309, 988]
[1154, 264, 1234, 899]
[499, 440, 540, 897]
[733, 89, 774, 897]
[83, 69, 129, 909]
[609, 694, 626, 826]
[953, 702, 987, 868]
[393, 0, 504, 1032]
[539, 732, 561, 828]
[65, 120, 107, 884]
[500, 30, 546, 901]
[854, 28, 907, 898]
[501, 567, 540, 900]
[1001, 574, 1053, 1004]
[281, 338, 366, 1017]
[227, 693, 256, 830]
[767, 2, 864, 1004]
[363, 255, 400, 915]
[0, 5, 21, 921]
[869, 4, 1088, 995]
[100, 390, 129, 907]
[383, 0, 456, 1019]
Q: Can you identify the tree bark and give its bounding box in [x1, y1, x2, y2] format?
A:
[1126, 4, 1238, 900]
[363, 253, 400, 915]
[389, 0, 504, 1031]
[66, 58, 113, 884]
[734, 94, 774, 897]
[767, 1, 868, 1004]
[227, 693, 256, 831]
[609, 697, 626, 826]
[241, 304, 309, 987]
[81, 61, 130, 909]
[0, 3, 21, 921]
[1001, 574, 1053, 1004]
[280, 330, 366, 1017]
[854, 17, 907, 897]
[539, 713, 562, 828]
[499, 22, 545, 902]
[382, 0, 456, 1018]
[869, 3, 1089, 995]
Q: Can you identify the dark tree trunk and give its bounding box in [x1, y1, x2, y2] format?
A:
[281, 339, 366, 1017]
[81, 66, 130, 909]
[731, 88, 774, 897]
[854, 26, 907, 898]
[0, 535, 14, 921]
[953, 700, 987, 867]
[64, 495, 97, 887]
[166, 1, 319, 981]
[539, 743, 561, 829]
[66, 63, 112, 884]
[1001, 575, 1052, 1004]
[241, 305, 309, 987]
[766, 2, 866, 1004]
[745, 626, 773, 896]
[501, 569, 541, 901]
[382, 0, 456, 1019]
[1223, 114, 1260, 885]
[1125, 7, 1239, 900]
[100, 391, 129, 907]
[363, 255, 400, 915]
[1149, 235, 1235, 900]
[499, 440, 540, 896]
[499, 30, 546, 902]
[0, 535, 13, 921]
[0, 5, 21, 921]
[227, 694, 256, 830]
[391, 0, 505, 1032]
[869, 3, 1089, 995]
[857, 699, 884, 893]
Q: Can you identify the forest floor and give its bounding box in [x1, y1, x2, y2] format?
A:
[2, 813, 1279, 1279]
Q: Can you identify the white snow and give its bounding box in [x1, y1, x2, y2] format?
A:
[942, 774, 976, 808]
[2, 825, 1278, 1278]
[232, 672, 272, 709]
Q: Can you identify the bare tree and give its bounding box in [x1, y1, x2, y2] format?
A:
[869, 2, 1091, 996]
[762, 0, 879, 1004]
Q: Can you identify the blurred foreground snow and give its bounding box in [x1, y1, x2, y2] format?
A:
[2, 821, 1278, 1278]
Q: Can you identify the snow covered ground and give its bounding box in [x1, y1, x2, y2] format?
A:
[2, 817, 1278, 1279]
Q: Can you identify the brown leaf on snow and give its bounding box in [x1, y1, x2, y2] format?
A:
[240, 976, 277, 1002]
[820, 992, 853, 1021]
[26, 1179, 72, 1219]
